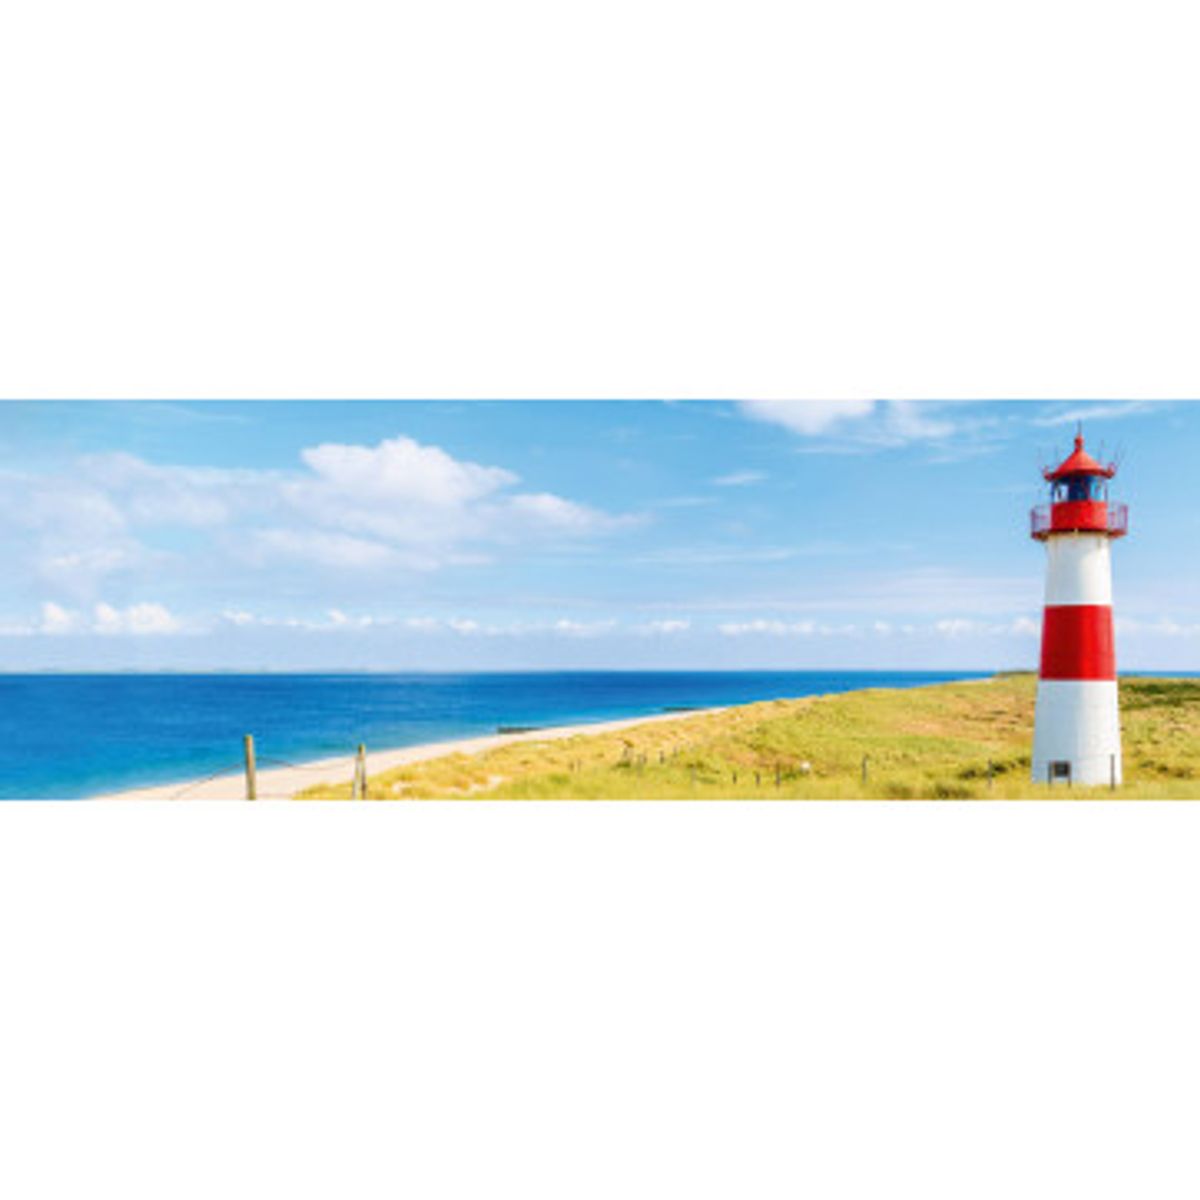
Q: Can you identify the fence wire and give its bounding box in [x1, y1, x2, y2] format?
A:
[161, 749, 360, 800]
[160, 736, 1121, 801]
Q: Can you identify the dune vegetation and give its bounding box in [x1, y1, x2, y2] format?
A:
[297, 675, 1200, 801]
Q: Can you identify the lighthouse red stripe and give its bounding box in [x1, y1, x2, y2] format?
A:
[1039, 605, 1116, 680]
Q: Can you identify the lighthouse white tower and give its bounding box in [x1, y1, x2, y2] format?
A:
[1030, 432, 1128, 786]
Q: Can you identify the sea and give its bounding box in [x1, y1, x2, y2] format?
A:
[0, 670, 992, 799]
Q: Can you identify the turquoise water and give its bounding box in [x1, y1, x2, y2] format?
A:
[0, 670, 992, 798]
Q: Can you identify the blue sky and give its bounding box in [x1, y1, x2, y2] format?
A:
[1, 400, 1196, 671]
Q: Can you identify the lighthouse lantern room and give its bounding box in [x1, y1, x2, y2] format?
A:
[1030, 431, 1128, 787]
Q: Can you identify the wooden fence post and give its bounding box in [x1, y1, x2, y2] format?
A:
[987, 760, 994, 791]
[352, 743, 367, 799]
[244, 734, 257, 801]
[861, 755, 869, 787]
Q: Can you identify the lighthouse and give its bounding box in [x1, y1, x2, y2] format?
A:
[1030, 431, 1128, 786]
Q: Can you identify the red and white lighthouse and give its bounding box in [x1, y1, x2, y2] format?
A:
[1030, 432, 1128, 786]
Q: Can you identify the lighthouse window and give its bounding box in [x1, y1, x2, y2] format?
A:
[1060, 477, 1105, 502]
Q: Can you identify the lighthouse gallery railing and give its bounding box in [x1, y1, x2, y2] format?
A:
[1030, 502, 1128, 538]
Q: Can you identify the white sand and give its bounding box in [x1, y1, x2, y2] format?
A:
[93, 707, 724, 800]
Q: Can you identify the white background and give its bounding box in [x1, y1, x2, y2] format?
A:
[3, 2, 1200, 1198]
[1, 1, 1198, 400]
[4, 806, 1200, 1199]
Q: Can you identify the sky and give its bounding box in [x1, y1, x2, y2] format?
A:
[1, 399, 1197, 672]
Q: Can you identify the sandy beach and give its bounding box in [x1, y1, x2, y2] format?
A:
[94, 707, 725, 800]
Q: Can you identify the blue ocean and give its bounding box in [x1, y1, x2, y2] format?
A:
[0, 671, 990, 799]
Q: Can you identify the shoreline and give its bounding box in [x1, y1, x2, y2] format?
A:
[93, 706, 731, 800]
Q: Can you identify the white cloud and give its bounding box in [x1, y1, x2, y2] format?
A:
[552, 618, 618, 638]
[736, 400, 989, 452]
[92, 602, 182, 635]
[737, 400, 877, 436]
[935, 618, 977, 638]
[18, 484, 127, 539]
[884, 400, 956, 442]
[220, 608, 387, 632]
[81, 452, 257, 527]
[327, 608, 375, 629]
[712, 470, 767, 487]
[92, 603, 125, 634]
[0, 474, 155, 594]
[208, 611, 631, 639]
[935, 616, 1042, 638]
[299, 437, 516, 509]
[717, 615, 1044, 640]
[251, 529, 400, 570]
[0, 608, 54, 637]
[40, 602, 80, 635]
[38, 546, 147, 581]
[0, 435, 633, 597]
[719, 619, 820, 636]
[279, 435, 628, 565]
[639, 619, 691, 635]
[1032, 401, 1152, 428]
[507, 492, 617, 532]
[15, 601, 184, 636]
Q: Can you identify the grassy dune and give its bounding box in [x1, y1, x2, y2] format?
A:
[298, 675, 1200, 800]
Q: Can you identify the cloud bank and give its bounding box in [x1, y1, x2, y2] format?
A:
[0, 434, 633, 598]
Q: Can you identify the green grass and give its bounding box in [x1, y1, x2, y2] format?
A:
[296, 675, 1200, 800]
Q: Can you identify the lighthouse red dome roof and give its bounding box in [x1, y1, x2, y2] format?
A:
[1044, 434, 1115, 481]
